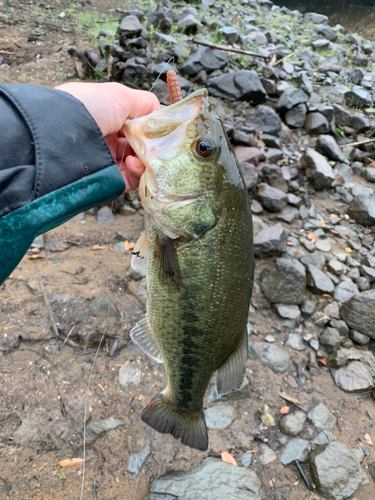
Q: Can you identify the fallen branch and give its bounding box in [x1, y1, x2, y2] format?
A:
[39, 280, 59, 340]
[339, 137, 375, 148]
[270, 51, 295, 67]
[192, 38, 272, 60]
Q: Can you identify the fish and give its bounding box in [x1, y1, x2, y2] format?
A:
[122, 83, 254, 452]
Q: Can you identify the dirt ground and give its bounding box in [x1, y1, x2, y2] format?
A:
[1, 1, 375, 499]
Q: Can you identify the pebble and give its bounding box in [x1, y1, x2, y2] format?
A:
[249, 342, 293, 374]
[96, 205, 116, 224]
[85, 418, 124, 445]
[332, 361, 374, 392]
[307, 398, 337, 430]
[204, 405, 235, 429]
[119, 361, 142, 387]
[127, 442, 151, 475]
[259, 443, 277, 465]
[285, 333, 305, 351]
[89, 292, 119, 318]
[279, 411, 306, 436]
[280, 438, 311, 466]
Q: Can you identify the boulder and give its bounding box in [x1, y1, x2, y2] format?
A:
[249, 342, 293, 373]
[207, 70, 267, 103]
[316, 135, 348, 163]
[254, 223, 288, 257]
[255, 184, 288, 212]
[276, 88, 308, 114]
[348, 193, 375, 225]
[260, 257, 306, 304]
[246, 105, 282, 135]
[340, 290, 375, 338]
[301, 149, 334, 190]
[305, 113, 329, 135]
[307, 264, 335, 295]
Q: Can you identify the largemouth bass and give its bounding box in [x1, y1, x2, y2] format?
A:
[123, 88, 253, 451]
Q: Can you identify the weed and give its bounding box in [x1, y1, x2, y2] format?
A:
[336, 125, 346, 138]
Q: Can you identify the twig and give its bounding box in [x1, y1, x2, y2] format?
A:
[109, 339, 118, 357]
[63, 325, 75, 347]
[39, 280, 59, 340]
[270, 51, 296, 67]
[339, 137, 375, 148]
[0, 50, 14, 54]
[192, 38, 272, 60]
[295, 460, 314, 492]
[40, 373, 48, 395]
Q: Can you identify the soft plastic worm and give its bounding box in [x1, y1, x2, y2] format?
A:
[167, 70, 183, 104]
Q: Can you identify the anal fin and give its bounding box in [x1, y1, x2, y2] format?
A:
[216, 326, 248, 395]
[130, 316, 163, 364]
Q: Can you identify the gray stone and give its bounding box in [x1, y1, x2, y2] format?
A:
[350, 330, 370, 345]
[340, 290, 375, 338]
[259, 444, 277, 465]
[31, 234, 45, 249]
[27, 281, 40, 295]
[207, 70, 267, 104]
[307, 264, 335, 295]
[246, 105, 282, 135]
[313, 430, 335, 446]
[147, 11, 171, 32]
[279, 411, 306, 436]
[316, 24, 337, 41]
[96, 205, 115, 223]
[204, 405, 235, 429]
[345, 86, 372, 108]
[255, 184, 288, 212]
[251, 199, 263, 214]
[285, 333, 305, 350]
[147, 457, 263, 500]
[240, 452, 253, 467]
[275, 305, 301, 321]
[300, 252, 326, 270]
[285, 103, 307, 128]
[310, 442, 364, 500]
[178, 14, 202, 33]
[254, 223, 287, 257]
[119, 15, 143, 37]
[348, 193, 375, 225]
[276, 88, 308, 114]
[89, 292, 119, 318]
[280, 438, 311, 466]
[332, 104, 352, 127]
[315, 240, 332, 252]
[328, 349, 349, 368]
[85, 418, 124, 445]
[361, 265, 375, 282]
[262, 164, 288, 192]
[299, 71, 313, 95]
[307, 399, 337, 430]
[305, 113, 329, 135]
[180, 46, 229, 76]
[127, 442, 151, 475]
[249, 342, 293, 373]
[301, 149, 334, 190]
[332, 361, 375, 392]
[305, 12, 328, 24]
[260, 258, 306, 304]
[317, 135, 348, 163]
[312, 39, 330, 50]
[219, 26, 238, 44]
[301, 299, 315, 316]
[356, 277, 370, 291]
[334, 281, 359, 303]
[240, 162, 259, 190]
[153, 32, 177, 45]
[363, 168, 375, 183]
[319, 327, 341, 354]
[119, 361, 142, 387]
[243, 31, 268, 47]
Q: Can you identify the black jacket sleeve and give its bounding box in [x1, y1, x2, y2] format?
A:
[0, 83, 126, 284]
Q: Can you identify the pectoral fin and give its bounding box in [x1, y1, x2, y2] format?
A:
[131, 230, 147, 270]
[216, 326, 248, 395]
[130, 316, 163, 364]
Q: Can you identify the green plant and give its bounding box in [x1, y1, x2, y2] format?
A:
[336, 125, 346, 138]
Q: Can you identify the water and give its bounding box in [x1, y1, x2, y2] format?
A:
[273, 0, 375, 40]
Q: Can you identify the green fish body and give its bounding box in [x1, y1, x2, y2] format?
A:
[123, 90, 253, 451]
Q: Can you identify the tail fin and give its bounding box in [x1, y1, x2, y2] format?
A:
[141, 391, 208, 451]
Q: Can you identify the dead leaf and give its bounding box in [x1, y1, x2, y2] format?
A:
[221, 451, 237, 466]
[28, 254, 44, 259]
[284, 374, 299, 389]
[92, 245, 106, 250]
[308, 233, 319, 243]
[287, 242, 294, 246]
[330, 214, 340, 220]
[279, 392, 300, 406]
[365, 433, 373, 446]
[124, 240, 136, 251]
[261, 404, 276, 427]
[322, 294, 332, 298]
[280, 406, 290, 414]
[29, 247, 40, 253]
[320, 217, 325, 227]
[318, 358, 328, 367]
[59, 458, 84, 468]
[345, 247, 353, 253]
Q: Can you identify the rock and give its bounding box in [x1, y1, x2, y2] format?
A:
[127, 442, 151, 475]
[301, 299, 315, 316]
[259, 444, 277, 465]
[96, 205, 115, 223]
[315, 240, 332, 252]
[333, 361, 374, 392]
[305, 12, 328, 24]
[280, 438, 311, 466]
[255, 184, 288, 212]
[260, 258, 306, 304]
[178, 14, 202, 33]
[279, 411, 306, 436]
[261, 404, 275, 427]
[328, 348, 349, 368]
[119, 361, 142, 387]
[251, 199, 263, 214]
[85, 418, 124, 445]
[240, 453, 253, 467]
[153, 32, 177, 44]
[246, 105, 282, 135]
[249, 342, 293, 373]
[243, 31, 268, 47]
[313, 430, 335, 446]
[299, 72, 313, 95]
[350, 330, 370, 345]
[147, 457, 263, 500]
[340, 290, 375, 338]
[207, 70, 267, 103]
[234, 146, 264, 164]
[345, 86, 372, 108]
[219, 26, 238, 44]
[180, 46, 229, 76]
[147, 11, 171, 32]
[300, 252, 326, 270]
[239, 162, 259, 190]
[276, 88, 308, 114]
[310, 442, 364, 500]
[204, 405, 235, 429]
[89, 292, 119, 318]
[307, 399, 337, 430]
[232, 130, 256, 147]
[275, 305, 301, 321]
[363, 168, 375, 182]
[301, 149, 334, 190]
[31, 234, 45, 249]
[348, 193, 375, 226]
[119, 15, 143, 38]
[263, 164, 288, 192]
[323, 301, 340, 319]
[285, 103, 307, 128]
[334, 281, 359, 303]
[312, 39, 330, 50]
[305, 113, 329, 135]
[319, 327, 341, 354]
[254, 223, 287, 257]
[307, 264, 335, 295]
[317, 135, 348, 163]
[27, 281, 40, 295]
[361, 265, 375, 282]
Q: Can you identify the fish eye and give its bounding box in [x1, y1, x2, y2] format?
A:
[196, 139, 214, 158]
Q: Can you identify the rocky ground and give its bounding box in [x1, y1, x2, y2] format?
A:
[1, 0, 375, 499]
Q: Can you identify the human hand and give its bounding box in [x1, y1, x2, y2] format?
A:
[55, 82, 161, 191]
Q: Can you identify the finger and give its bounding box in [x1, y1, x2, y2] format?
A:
[116, 137, 133, 161]
[125, 155, 145, 179]
[126, 89, 161, 119]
